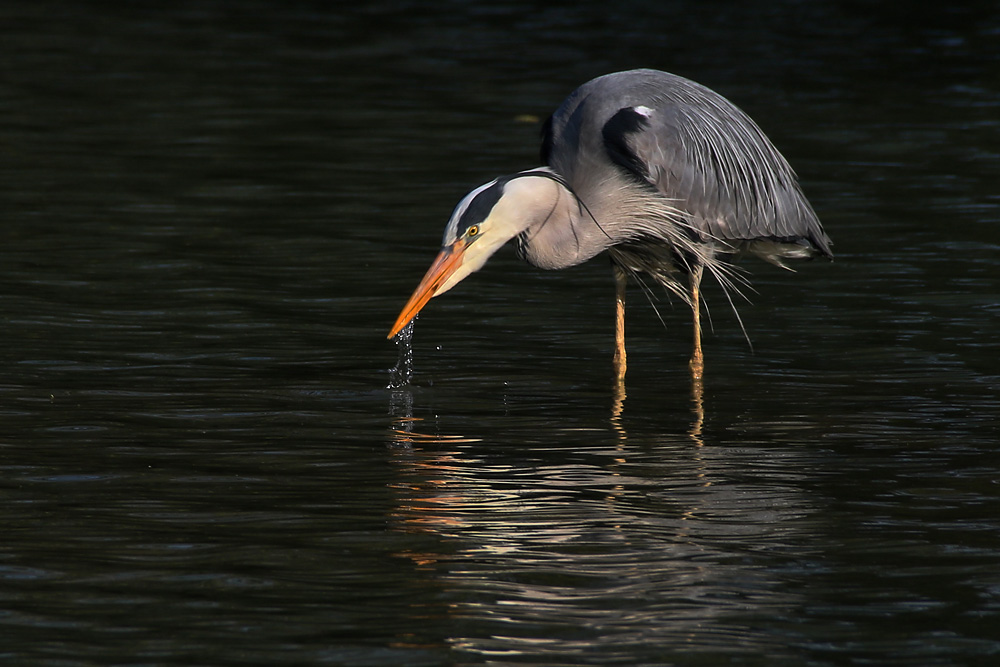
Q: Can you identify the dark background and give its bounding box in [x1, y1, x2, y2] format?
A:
[2, 1, 998, 664]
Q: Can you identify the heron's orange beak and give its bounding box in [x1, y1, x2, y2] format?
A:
[387, 239, 467, 339]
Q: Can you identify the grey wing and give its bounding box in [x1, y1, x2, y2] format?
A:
[602, 98, 832, 259]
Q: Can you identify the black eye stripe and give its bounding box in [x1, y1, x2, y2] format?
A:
[456, 179, 505, 235]
[453, 170, 575, 237]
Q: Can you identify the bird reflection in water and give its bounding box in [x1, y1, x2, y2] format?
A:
[381, 383, 749, 657]
[381, 355, 735, 660]
[611, 368, 705, 448]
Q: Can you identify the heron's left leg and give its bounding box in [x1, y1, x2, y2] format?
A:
[613, 264, 627, 381]
[689, 263, 705, 379]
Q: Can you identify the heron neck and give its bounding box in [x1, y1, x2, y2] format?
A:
[516, 176, 611, 270]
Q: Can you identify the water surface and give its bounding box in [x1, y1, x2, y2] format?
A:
[2, 2, 999, 664]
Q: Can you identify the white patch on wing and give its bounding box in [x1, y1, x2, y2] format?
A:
[633, 105, 654, 118]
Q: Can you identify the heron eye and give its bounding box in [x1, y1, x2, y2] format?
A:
[466, 225, 479, 237]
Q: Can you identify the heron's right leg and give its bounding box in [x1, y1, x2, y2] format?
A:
[689, 263, 705, 379]
[613, 265, 627, 381]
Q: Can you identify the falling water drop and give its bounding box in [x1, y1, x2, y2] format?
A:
[387, 318, 415, 389]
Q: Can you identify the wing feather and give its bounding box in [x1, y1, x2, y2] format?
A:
[598, 75, 832, 258]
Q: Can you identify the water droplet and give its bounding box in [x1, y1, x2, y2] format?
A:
[387, 319, 416, 388]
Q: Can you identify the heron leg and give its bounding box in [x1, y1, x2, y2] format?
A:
[689, 263, 705, 379]
[613, 264, 627, 381]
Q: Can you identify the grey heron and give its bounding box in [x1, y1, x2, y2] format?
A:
[388, 69, 832, 380]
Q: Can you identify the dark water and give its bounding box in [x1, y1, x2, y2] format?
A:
[3, 2, 999, 664]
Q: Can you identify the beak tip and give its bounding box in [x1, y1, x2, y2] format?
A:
[387, 243, 465, 344]
[388, 313, 416, 340]
[387, 322, 405, 340]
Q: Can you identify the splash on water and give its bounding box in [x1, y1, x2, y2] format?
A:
[387, 319, 415, 389]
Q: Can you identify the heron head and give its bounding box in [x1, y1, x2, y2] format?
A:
[387, 169, 565, 338]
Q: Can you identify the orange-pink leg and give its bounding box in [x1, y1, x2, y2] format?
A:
[689, 264, 705, 379]
[613, 266, 627, 382]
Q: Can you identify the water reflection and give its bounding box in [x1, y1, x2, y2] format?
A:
[612, 373, 706, 449]
[689, 375, 706, 446]
[385, 383, 818, 660]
